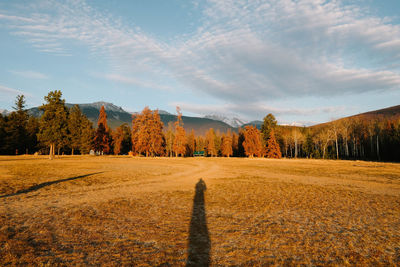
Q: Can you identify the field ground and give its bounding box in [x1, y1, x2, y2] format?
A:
[1, 156, 400, 266]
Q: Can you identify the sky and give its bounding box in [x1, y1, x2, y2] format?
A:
[0, 0, 399, 126]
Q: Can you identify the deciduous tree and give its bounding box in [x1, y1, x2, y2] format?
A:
[206, 128, 217, 156]
[265, 130, 282, 158]
[221, 129, 233, 157]
[173, 107, 186, 157]
[243, 125, 262, 157]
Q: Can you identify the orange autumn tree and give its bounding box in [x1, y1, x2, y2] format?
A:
[186, 129, 196, 157]
[221, 129, 233, 157]
[132, 107, 164, 157]
[206, 128, 217, 157]
[243, 125, 262, 157]
[173, 107, 186, 157]
[93, 105, 112, 155]
[265, 129, 282, 158]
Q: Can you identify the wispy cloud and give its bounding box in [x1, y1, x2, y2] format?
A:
[0, 0, 399, 119]
[10, 70, 49, 79]
[0, 84, 25, 95]
[104, 74, 174, 91]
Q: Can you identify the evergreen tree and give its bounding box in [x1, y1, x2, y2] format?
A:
[37, 91, 69, 160]
[68, 105, 83, 155]
[113, 123, 132, 155]
[265, 130, 282, 158]
[94, 105, 112, 154]
[4, 95, 30, 154]
[303, 131, 314, 158]
[0, 114, 6, 154]
[261, 113, 277, 144]
[80, 119, 94, 154]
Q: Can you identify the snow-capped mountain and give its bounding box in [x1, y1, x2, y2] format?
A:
[204, 114, 247, 128]
[0, 109, 10, 116]
[78, 101, 125, 113]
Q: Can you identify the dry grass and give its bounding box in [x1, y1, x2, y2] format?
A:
[0, 155, 399, 266]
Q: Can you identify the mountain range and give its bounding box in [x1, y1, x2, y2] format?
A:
[3, 101, 399, 135]
[27, 102, 235, 135]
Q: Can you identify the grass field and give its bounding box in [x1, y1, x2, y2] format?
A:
[1, 156, 400, 266]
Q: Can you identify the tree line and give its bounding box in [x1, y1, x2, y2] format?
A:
[0, 91, 399, 162]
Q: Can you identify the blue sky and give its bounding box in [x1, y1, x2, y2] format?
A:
[0, 0, 399, 125]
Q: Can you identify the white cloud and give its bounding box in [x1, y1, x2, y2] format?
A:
[0, 84, 25, 95]
[104, 73, 174, 91]
[10, 70, 49, 79]
[1, 0, 399, 118]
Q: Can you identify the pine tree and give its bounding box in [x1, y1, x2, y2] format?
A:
[173, 107, 186, 157]
[261, 113, 277, 144]
[68, 105, 84, 155]
[265, 130, 282, 158]
[303, 131, 314, 158]
[0, 114, 7, 154]
[4, 95, 30, 154]
[243, 125, 262, 157]
[37, 91, 69, 160]
[94, 105, 112, 155]
[113, 123, 132, 155]
[80, 119, 94, 154]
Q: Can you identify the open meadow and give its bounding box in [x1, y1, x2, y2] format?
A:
[1, 156, 400, 266]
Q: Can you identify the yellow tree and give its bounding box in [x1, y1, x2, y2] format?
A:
[173, 107, 186, 157]
[221, 129, 233, 157]
[132, 107, 164, 156]
[186, 129, 196, 157]
[206, 128, 217, 156]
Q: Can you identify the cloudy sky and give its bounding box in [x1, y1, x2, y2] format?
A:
[0, 0, 399, 125]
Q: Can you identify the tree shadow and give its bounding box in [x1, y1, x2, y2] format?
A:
[0, 172, 103, 199]
[186, 179, 210, 266]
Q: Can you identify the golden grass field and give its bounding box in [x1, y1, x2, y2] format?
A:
[1, 156, 400, 266]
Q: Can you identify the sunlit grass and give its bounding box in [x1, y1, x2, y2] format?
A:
[1, 156, 399, 265]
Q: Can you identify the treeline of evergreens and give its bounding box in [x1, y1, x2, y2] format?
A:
[1, 91, 399, 162]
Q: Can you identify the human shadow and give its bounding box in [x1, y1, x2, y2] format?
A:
[186, 179, 210, 267]
[0, 172, 103, 199]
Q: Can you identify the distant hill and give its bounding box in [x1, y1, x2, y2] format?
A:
[311, 105, 400, 128]
[22, 102, 400, 133]
[27, 102, 233, 135]
[242, 120, 263, 129]
[351, 105, 400, 119]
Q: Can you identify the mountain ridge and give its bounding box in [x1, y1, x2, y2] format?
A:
[27, 102, 234, 135]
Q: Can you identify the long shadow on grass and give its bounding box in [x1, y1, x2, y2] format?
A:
[0, 172, 103, 199]
[186, 179, 210, 266]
